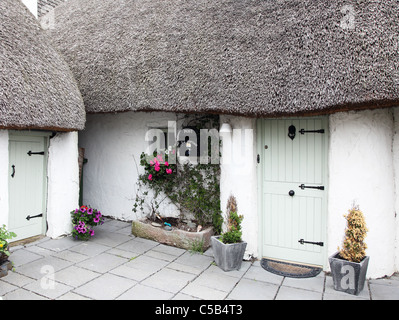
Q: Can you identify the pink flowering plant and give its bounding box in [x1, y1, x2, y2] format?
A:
[140, 151, 176, 190]
[71, 205, 104, 240]
[133, 149, 222, 232]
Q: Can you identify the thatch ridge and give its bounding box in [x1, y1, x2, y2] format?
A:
[0, 0, 85, 131]
[42, 0, 399, 117]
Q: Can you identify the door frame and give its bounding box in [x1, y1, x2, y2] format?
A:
[256, 116, 329, 268]
[8, 130, 51, 241]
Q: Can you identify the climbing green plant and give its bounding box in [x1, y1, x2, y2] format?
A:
[133, 151, 222, 234]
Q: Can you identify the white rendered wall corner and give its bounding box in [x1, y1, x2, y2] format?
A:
[78, 112, 179, 221]
[0, 130, 9, 227]
[328, 108, 396, 279]
[46, 131, 79, 238]
[21, 0, 38, 18]
[219, 115, 258, 259]
[392, 107, 399, 274]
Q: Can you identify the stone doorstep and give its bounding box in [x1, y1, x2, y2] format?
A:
[131, 220, 214, 251]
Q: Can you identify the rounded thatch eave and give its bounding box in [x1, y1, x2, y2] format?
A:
[42, 0, 399, 117]
[0, 0, 85, 131]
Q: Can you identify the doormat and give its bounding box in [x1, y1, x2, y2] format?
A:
[260, 258, 322, 278]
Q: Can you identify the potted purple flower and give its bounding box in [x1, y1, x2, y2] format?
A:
[71, 205, 104, 240]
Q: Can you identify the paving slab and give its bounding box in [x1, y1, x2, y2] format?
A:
[76, 252, 128, 273]
[89, 230, 132, 248]
[281, 273, 325, 293]
[2, 225, 399, 300]
[227, 278, 279, 300]
[117, 283, 174, 300]
[23, 277, 73, 299]
[181, 281, 228, 300]
[174, 251, 214, 271]
[58, 291, 92, 300]
[0, 280, 18, 296]
[123, 255, 170, 281]
[115, 238, 159, 254]
[166, 261, 205, 275]
[8, 248, 43, 267]
[205, 261, 252, 279]
[141, 268, 197, 293]
[192, 271, 240, 293]
[51, 249, 91, 263]
[369, 280, 399, 300]
[0, 271, 35, 287]
[151, 244, 187, 257]
[52, 265, 101, 287]
[244, 265, 284, 285]
[69, 242, 111, 257]
[324, 276, 370, 300]
[14, 256, 73, 280]
[3, 288, 49, 300]
[276, 286, 323, 300]
[73, 273, 137, 300]
[36, 236, 80, 252]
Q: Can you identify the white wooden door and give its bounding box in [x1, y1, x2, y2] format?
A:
[8, 132, 48, 241]
[257, 118, 328, 266]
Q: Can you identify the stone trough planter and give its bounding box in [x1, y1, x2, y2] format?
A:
[131, 220, 214, 251]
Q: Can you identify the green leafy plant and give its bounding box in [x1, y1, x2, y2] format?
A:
[0, 224, 17, 259]
[134, 151, 222, 233]
[133, 115, 222, 233]
[220, 196, 243, 244]
[338, 206, 368, 263]
[71, 205, 104, 240]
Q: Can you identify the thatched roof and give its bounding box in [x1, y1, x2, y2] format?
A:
[42, 0, 399, 117]
[0, 0, 85, 131]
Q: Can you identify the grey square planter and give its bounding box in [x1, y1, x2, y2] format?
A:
[211, 235, 247, 272]
[328, 252, 370, 295]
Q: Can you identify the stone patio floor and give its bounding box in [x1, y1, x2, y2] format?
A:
[1, 218, 398, 300]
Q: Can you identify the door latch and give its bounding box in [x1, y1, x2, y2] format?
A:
[299, 129, 325, 135]
[298, 239, 324, 247]
[299, 184, 324, 190]
[27, 151, 45, 156]
[26, 213, 43, 221]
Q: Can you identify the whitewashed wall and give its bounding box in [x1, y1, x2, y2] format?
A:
[328, 109, 397, 278]
[0, 130, 79, 239]
[21, 0, 38, 18]
[0, 130, 9, 227]
[392, 107, 399, 273]
[222, 109, 398, 278]
[219, 115, 258, 259]
[46, 131, 80, 238]
[79, 112, 179, 221]
[79, 109, 399, 278]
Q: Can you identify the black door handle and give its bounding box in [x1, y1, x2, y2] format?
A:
[26, 214, 43, 221]
[299, 184, 324, 190]
[11, 165, 15, 178]
[288, 190, 295, 196]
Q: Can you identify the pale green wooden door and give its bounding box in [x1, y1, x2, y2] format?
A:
[8, 133, 48, 241]
[257, 118, 328, 266]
